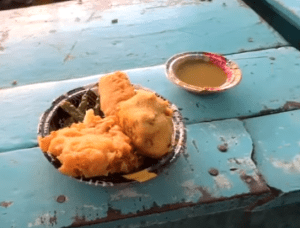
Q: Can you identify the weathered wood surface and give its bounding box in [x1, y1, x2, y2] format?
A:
[1, 0, 300, 227]
[1, 47, 300, 152]
[0, 119, 269, 228]
[244, 110, 300, 211]
[0, 0, 288, 89]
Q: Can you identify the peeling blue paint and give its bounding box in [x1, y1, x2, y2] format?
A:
[244, 110, 300, 193]
[2, 0, 300, 227]
[0, 0, 288, 89]
[0, 118, 269, 227]
[1, 47, 300, 152]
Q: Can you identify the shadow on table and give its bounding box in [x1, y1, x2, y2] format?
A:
[243, 0, 300, 51]
[0, 0, 69, 11]
[147, 203, 300, 228]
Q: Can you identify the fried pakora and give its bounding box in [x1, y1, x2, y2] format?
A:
[98, 71, 135, 116]
[38, 71, 174, 178]
[116, 90, 173, 159]
[38, 109, 143, 178]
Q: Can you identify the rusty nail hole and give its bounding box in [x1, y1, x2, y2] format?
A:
[112, 19, 118, 24]
[218, 143, 228, 152]
[56, 195, 66, 203]
[230, 168, 238, 171]
[208, 168, 219, 176]
[269, 57, 275, 60]
[12, 80, 17, 86]
[245, 177, 252, 183]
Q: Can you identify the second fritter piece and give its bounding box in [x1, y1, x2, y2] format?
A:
[117, 90, 173, 159]
[99, 71, 135, 116]
[38, 109, 143, 178]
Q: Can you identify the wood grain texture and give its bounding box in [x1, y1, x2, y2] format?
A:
[244, 109, 300, 193]
[1, 47, 300, 152]
[0, 0, 288, 89]
[0, 119, 268, 228]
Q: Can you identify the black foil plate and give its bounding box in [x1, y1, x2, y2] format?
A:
[37, 83, 186, 187]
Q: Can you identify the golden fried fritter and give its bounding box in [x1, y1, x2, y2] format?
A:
[116, 90, 173, 159]
[99, 71, 135, 116]
[38, 71, 175, 179]
[38, 109, 143, 178]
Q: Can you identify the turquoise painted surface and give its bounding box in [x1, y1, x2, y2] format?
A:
[1, 0, 300, 226]
[244, 110, 300, 193]
[185, 120, 254, 198]
[0, 119, 268, 228]
[1, 47, 300, 152]
[0, 0, 288, 89]
[264, 0, 300, 29]
[243, 110, 300, 211]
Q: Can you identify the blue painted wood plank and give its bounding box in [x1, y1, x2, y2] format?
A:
[243, 110, 300, 194]
[243, 110, 300, 211]
[1, 47, 300, 152]
[0, 0, 288, 89]
[0, 119, 269, 228]
[264, 0, 300, 29]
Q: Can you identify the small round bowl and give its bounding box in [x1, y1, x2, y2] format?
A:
[37, 83, 186, 187]
[166, 52, 242, 95]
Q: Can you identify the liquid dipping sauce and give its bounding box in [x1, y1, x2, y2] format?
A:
[175, 59, 227, 87]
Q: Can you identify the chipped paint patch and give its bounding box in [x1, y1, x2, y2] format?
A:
[227, 157, 269, 194]
[0, 201, 13, 208]
[239, 172, 269, 194]
[83, 204, 105, 211]
[214, 174, 232, 189]
[0, 30, 9, 51]
[181, 180, 214, 202]
[283, 101, 300, 111]
[182, 180, 202, 199]
[28, 212, 57, 227]
[228, 157, 256, 170]
[272, 154, 300, 173]
[110, 188, 149, 201]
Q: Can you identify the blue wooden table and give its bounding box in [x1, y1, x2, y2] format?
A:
[1, 0, 300, 227]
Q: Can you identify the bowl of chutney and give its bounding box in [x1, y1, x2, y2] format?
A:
[165, 52, 242, 94]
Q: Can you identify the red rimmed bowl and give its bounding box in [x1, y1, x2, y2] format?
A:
[166, 52, 242, 95]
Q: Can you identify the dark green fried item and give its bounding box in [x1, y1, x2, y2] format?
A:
[78, 92, 89, 113]
[60, 89, 101, 125]
[60, 100, 85, 122]
[94, 97, 101, 116]
[64, 117, 75, 127]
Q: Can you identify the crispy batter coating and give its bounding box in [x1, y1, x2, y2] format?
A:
[117, 90, 173, 159]
[38, 71, 175, 178]
[38, 109, 143, 178]
[99, 71, 135, 116]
